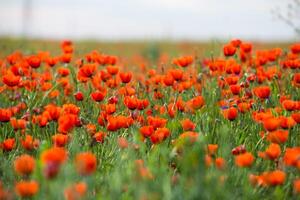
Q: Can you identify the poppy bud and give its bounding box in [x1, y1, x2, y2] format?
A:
[74, 92, 84, 101]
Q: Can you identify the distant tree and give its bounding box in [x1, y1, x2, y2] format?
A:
[272, 0, 300, 36]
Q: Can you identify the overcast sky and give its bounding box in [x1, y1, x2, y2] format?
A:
[0, 0, 297, 41]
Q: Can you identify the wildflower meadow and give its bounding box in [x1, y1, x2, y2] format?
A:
[0, 39, 299, 200]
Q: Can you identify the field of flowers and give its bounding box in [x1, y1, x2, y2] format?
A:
[0, 39, 299, 200]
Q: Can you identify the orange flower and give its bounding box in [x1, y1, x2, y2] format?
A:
[253, 86, 271, 99]
[106, 65, 119, 75]
[266, 129, 289, 144]
[43, 104, 61, 121]
[93, 132, 107, 143]
[52, 134, 69, 147]
[207, 144, 218, 156]
[1, 138, 15, 151]
[62, 104, 80, 115]
[137, 99, 149, 110]
[119, 72, 132, 83]
[98, 70, 111, 83]
[61, 41, 73, 53]
[205, 154, 213, 167]
[215, 157, 226, 170]
[0, 108, 12, 122]
[107, 115, 133, 131]
[230, 39, 242, 47]
[238, 102, 251, 113]
[225, 75, 239, 85]
[170, 69, 183, 81]
[119, 85, 136, 96]
[263, 170, 286, 186]
[265, 143, 281, 160]
[15, 180, 39, 198]
[147, 116, 167, 129]
[78, 64, 97, 82]
[57, 67, 70, 77]
[27, 55, 41, 68]
[124, 96, 138, 110]
[46, 56, 58, 67]
[240, 42, 252, 53]
[235, 152, 255, 167]
[75, 152, 97, 176]
[263, 117, 280, 131]
[290, 43, 300, 54]
[223, 43, 236, 57]
[293, 73, 300, 87]
[250, 170, 286, 187]
[173, 55, 193, 67]
[283, 147, 300, 168]
[41, 82, 52, 91]
[117, 137, 128, 149]
[187, 96, 205, 111]
[174, 99, 184, 113]
[10, 118, 27, 130]
[249, 174, 267, 187]
[150, 127, 170, 144]
[2, 73, 20, 87]
[153, 90, 164, 99]
[139, 126, 155, 137]
[84, 124, 96, 136]
[178, 131, 198, 143]
[163, 73, 175, 86]
[41, 147, 67, 164]
[135, 160, 154, 180]
[21, 135, 40, 151]
[294, 179, 300, 194]
[14, 154, 35, 176]
[64, 182, 87, 200]
[230, 84, 241, 95]
[60, 53, 72, 63]
[91, 90, 106, 102]
[58, 114, 79, 134]
[222, 107, 238, 121]
[282, 100, 297, 111]
[167, 103, 176, 118]
[291, 112, 300, 124]
[41, 147, 67, 178]
[279, 116, 296, 129]
[106, 116, 119, 131]
[180, 119, 196, 131]
[252, 110, 273, 123]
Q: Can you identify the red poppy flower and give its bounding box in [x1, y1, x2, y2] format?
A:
[139, 126, 154, 137]
[150, 127, 170, 144]
[223, 44, 236, 57]
[106, 65, 119, 75]
[91, 90, 106, 102]
[222, 107, 238, 121]
[15, 180, 39, 198]
[74, 91, 84, 101]
[27, 55, 41, 68]
[75, 152, 97, 176]
[253, 86, 271, 99]
[235, 152, 255, 167]
[14, 154, 35, 176]
[2, 73, 21, 87]
[119, 72, 132, 83]
[0, 108, 12, 122]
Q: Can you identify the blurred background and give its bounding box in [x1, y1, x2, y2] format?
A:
[0, 0, 299, 42]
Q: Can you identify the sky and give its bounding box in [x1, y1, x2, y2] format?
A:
[0, 0, 298, 41]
